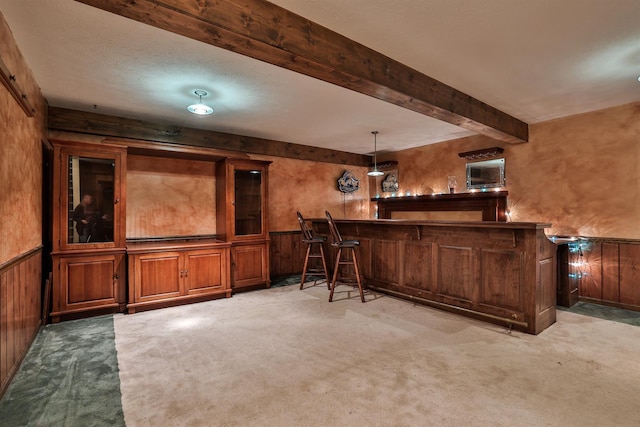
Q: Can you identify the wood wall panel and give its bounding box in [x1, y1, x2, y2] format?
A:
[0, 249, 42, 398]
[269, 231, 306, 278]
[580, 242, 603, 300]
[619, 244, 640, 307]
[601, 243, 620, 303]
[565, 239, 640, 312]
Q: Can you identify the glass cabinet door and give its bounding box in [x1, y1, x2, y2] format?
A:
[67, 156, 116, 244]
[55, 142, 125, 251]
[234, 168, 263, 236]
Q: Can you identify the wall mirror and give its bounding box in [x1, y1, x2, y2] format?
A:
[466, 158, 505, 190]
[67, 156, 115, 244]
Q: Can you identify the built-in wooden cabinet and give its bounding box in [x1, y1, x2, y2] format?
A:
[217, 158, 271, 291]
[50, 140, 127, 322]
[50, 141, 270, 321]
[126, 239, 231, 313]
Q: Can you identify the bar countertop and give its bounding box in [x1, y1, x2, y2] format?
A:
[311, 218, 552, 230]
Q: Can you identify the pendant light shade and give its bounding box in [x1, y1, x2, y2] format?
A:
[367, 131, 384, 177]
[187, 90, 214, 115]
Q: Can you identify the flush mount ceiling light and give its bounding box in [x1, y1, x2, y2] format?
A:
[367, 131, 385, 177]
[187, 89, 214, 115]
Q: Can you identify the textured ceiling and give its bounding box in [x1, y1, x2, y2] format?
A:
[1, 0, 639, 155]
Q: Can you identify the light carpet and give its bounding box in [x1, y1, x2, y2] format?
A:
[113, 284, 640, 427]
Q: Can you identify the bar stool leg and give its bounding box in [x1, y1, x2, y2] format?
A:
[319, 244, 330, 290]
[329, 248, 342, 302]
[351, 249, 365, 303]
[300, 244, 312, 290]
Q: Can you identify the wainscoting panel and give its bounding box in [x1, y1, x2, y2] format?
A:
[601, 242, 620, 303]
[577, 238, 640, 312]
[269, 231, 305, 278]
[619, 244, 640, 307]
[0, 248, 42, 397]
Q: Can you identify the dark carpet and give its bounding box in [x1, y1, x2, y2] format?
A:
[562, 301, 640, 327]
[270, 274, 325, 288]
[0, 315, 124, 427]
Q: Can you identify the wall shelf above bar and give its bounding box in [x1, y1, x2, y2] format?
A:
[458, 146, 504, 160]
[372, 191, 508, 221]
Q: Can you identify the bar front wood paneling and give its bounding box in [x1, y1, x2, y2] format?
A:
[312, 219, 556, 334]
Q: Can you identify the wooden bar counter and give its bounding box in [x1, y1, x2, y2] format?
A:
[312, 219, 556, 334]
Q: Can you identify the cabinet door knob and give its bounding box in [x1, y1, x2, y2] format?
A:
[114, 198, 120, 204]
[113, 274, 119, 280]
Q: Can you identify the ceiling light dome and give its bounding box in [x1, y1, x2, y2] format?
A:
[187, 90, 214, 115]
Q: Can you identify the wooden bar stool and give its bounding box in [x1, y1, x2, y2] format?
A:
[297, 212, 330, 290]
[325, 211, 365, 303]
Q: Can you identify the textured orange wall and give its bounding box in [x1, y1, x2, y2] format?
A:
[381, 103, 640, 239]
[126, 155, 217, 238]
[0, 13, 46, 263]
[250, 155, 370, 231]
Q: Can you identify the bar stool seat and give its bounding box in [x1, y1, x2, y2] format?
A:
[325, 211, 365, 303]
[297, 212, 330, 290]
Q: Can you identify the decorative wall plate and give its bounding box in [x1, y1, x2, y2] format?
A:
[337, 170, 360, 193]
[382, 174, 399, 192]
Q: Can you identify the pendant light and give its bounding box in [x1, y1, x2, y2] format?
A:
[187, 90, 214, 115]
[367, 131, 384, 177]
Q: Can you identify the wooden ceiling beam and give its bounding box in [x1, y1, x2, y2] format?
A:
[75, 0, 528, 144]
[47, 107, 371, 166]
